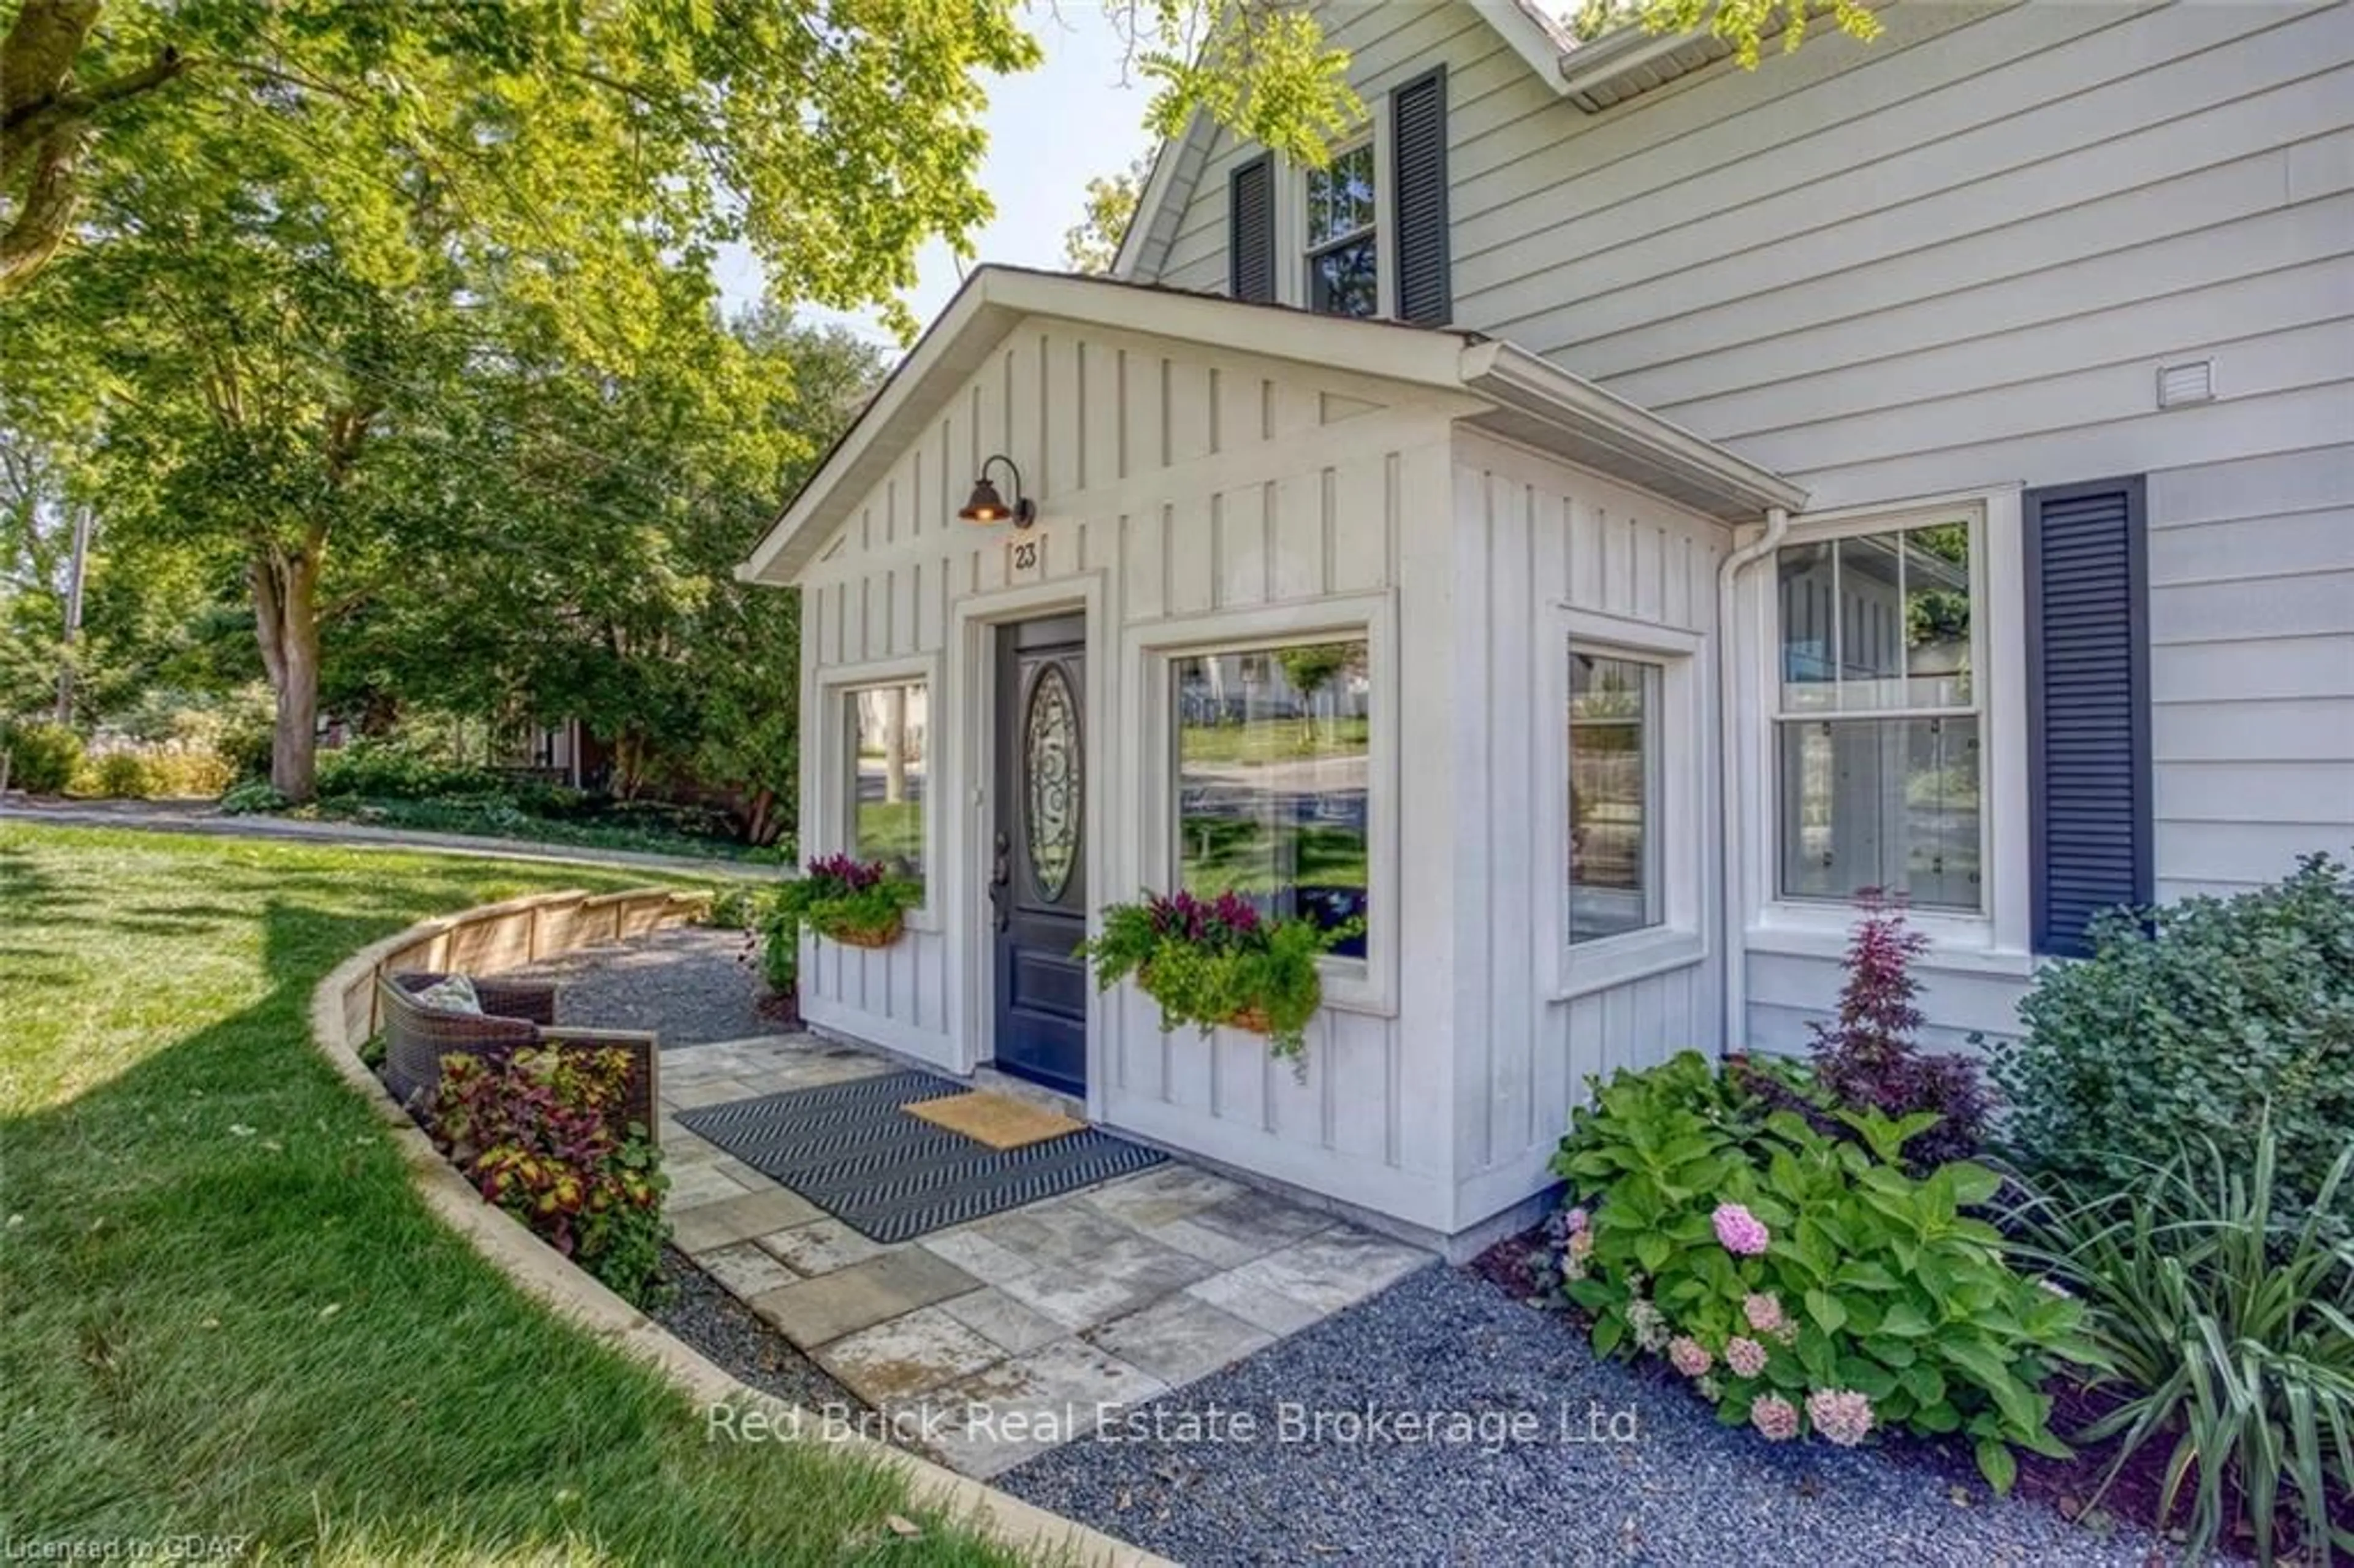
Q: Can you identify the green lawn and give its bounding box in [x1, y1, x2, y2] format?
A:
[299, 796, 769, 862]
[0, 825, 1020, 1566]
[1174, 715, 1369, 767]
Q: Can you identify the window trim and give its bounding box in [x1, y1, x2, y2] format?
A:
[1546, 608, 1707, 1000]
[1125, 592, 1399, 1017]
[1743, 488, 2032, 969]
[817, 653, 945, 931]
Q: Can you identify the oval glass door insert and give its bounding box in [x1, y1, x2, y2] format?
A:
[1024, 664, 1081, 900]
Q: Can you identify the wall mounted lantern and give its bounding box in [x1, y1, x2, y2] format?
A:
[958, 454, 1035, 528]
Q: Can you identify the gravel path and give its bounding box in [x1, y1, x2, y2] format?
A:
[652, 1247, 863, 1412]
[511, 926, 777, 1045]
[999, 1265, 2165, 1567]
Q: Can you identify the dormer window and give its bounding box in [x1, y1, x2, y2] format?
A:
[1304, 140, 1378, 318]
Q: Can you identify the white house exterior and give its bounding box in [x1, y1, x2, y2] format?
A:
[741, 1, 2354, 1252]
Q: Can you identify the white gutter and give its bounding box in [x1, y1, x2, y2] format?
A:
[1717, 504, 1791, 1058]
[1458, 341, 1810, 519]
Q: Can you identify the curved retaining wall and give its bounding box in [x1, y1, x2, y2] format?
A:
[308, 888, 1160, 1568]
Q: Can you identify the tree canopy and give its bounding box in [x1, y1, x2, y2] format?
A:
[1, 0, 1883, 821]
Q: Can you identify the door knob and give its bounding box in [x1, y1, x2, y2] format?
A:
[988, 831, 1011, 932]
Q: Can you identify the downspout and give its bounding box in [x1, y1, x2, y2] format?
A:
[1716, 505, 1791, 1059]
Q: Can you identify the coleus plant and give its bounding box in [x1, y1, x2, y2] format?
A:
[432, 1046, 669, 1306]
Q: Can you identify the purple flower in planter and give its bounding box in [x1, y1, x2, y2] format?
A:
[806, 853, 887, 891]
[1712, 1201, 1772, 1257]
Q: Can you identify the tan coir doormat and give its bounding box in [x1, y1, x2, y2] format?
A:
[903, 1090, 1084, 1151]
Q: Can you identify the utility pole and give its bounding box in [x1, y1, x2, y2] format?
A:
[55, 503, 93, 726]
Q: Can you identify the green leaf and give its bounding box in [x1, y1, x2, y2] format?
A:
[1804, 1288, 1848, 1334]
[1592, 1314, 1624, 1356]
[1898, 1363, 1946, 1407]
[1914, 1399, 1963, 1434]
[1974, 1438, 2017, 1495]
[1635, 1235, 1672, 1274]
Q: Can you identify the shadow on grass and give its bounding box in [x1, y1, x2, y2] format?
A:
[0, 830, 1013, 1565]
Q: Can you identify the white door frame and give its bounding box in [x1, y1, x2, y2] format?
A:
[944, 569, 1111, 1117]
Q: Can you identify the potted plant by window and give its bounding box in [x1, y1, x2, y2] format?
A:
[1078, 889, 1359, 1069]
[777, 854, 921, 950]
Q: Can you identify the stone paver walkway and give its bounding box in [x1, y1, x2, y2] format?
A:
[657, 1033, 1433, 1479]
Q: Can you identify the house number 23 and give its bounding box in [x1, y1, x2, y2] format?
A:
[1006, 530, 1048, 584]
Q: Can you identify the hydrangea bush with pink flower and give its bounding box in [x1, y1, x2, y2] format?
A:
[1548, 1050, 2100, 1493]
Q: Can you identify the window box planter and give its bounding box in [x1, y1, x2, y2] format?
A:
[1081, 889, 1360, 1068]
[779, 854, 920, 951]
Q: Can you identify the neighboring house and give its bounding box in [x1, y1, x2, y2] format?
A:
[739, 0, 2354, 1252]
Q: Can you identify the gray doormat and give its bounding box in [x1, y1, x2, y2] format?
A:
[675, 1068, 1166, 1244]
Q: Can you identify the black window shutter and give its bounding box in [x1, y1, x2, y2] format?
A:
[1391, 66, 1450, 326]
[2024, 477, 2153, 957]
[1228, 153, 1275, 304]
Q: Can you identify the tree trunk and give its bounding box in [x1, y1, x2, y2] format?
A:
[883, 686, 907, 804]
[251, 536, 323, 801]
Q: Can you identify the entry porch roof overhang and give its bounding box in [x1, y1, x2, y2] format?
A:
[738, 266, 1807, 587]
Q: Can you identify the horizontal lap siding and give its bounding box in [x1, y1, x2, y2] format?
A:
[2147, 444, 2354, 900]
[801, 316, 1466, 1230]
[1438, 1, 2353, 512]
[1450, 431, 1724, 1216]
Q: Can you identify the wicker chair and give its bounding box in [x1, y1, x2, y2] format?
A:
[377, 972, 661, 1140]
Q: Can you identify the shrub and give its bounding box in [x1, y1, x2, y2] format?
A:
[1993, 853, 2354, 1229]
[776, 854, 922, 948]
[91, 750, 159, 799]
[756, 892, 799, 995]
[219, 780, 291, 815]
[1552, 1052, 2097, 1493]
[1, 720, 83, 796]
[1078, 888, 1360, 1065]
[704, 885, 761, 932]
[1741, 891, 1991, 1171]
[431, 1047, 670, 1307]
[2007, 1124, 2353, 1562]
[213, 688, 276, 782]
[316, 739, 505, 801]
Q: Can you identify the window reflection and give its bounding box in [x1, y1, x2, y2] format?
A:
[1173, 641, 1370, 958]
[848, 682, 926, 889]
[1569, 652, 1662, 944]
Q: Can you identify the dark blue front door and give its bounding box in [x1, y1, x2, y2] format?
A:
[990, 615, 1087, 1096]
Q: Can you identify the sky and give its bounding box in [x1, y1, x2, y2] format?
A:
[714, 11, 1158, 349]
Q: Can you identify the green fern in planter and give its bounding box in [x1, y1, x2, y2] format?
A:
[1078, 889, 1359, 1064]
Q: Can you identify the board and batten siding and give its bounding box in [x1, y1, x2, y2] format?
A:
[1446, 430, 1728, 1219]
[794, 311, 1485, 1232]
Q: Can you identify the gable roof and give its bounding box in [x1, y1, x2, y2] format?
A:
[737, 266, 1804, 587]
[1113, 1, 1732, 282]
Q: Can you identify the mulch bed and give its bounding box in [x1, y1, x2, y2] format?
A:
[1463, 1227, 2350, 1565]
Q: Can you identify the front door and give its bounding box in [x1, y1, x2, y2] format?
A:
[990, 614, 1087, 1096]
